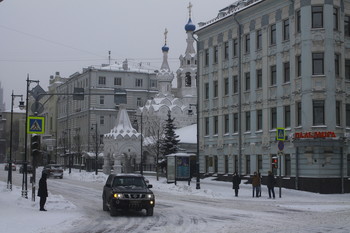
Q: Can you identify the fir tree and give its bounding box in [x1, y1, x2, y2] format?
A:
[160, 111, 180, 156]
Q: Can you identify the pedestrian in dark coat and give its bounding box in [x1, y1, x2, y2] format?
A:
[38, 172, 48, 211]
[232, 172, 241, 197]
[267, 171, 276, 199]
[251, 172, 261, 197]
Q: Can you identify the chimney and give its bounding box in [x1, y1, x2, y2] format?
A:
[122, 59, 128, 71]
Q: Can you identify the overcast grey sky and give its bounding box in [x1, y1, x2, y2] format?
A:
[0, 0, 234, 108]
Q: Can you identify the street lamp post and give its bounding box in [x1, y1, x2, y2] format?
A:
[91, 123, 98, 175]
[22, 75, 39, 198]
[192, 32, 200, 189]
[7, 91, 24, 191]
[133, 113, 144, 175]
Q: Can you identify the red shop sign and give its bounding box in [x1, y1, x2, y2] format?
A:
[294, 131, 336, 139]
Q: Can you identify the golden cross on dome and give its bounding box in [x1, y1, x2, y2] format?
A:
[188, 2, 193, 18]
[164, 28, 168, 45]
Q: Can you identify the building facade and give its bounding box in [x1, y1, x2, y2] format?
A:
[196, 0, 350, 193]
[55, 60, 158, 167]
[1, 108, 26, 163]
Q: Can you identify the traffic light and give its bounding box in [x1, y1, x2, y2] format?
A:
[272, 157, 278, 169]
[31, 134, 41, 157]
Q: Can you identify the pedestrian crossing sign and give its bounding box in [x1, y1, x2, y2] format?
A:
[276, 128, 285, 141]
[27, 116, 45, 134]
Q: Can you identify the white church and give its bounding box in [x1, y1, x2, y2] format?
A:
[102, 4, 198, 174]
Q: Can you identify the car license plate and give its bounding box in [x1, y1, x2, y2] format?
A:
[130, 200, 141, 204]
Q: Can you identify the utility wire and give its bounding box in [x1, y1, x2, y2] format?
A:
[0, 24, 105, 58]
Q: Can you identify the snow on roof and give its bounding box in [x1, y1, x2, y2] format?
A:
[104, 105, 141, 139]
[166, 152, 196, 157]
[197, 0, 264, 30]
[94, 60, 156, 74]
[82, 152, 104, 159]
[175, 124, 197, 144]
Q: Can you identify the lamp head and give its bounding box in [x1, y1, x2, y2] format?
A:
[18, 100, 25, 110]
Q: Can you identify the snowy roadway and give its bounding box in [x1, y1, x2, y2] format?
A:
[1, 165, 350, 233]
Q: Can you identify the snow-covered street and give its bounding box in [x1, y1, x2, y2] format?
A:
[1, 164, 350, 233]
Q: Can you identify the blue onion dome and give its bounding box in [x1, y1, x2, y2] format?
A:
[185, 18, 196, 32]
[162, 44, 169, 52]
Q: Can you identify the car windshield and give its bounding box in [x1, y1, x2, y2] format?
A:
[51, 165, 62, 170]
[113, 177, 146, 188]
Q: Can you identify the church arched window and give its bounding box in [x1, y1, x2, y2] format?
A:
[185, 72, 191, 87]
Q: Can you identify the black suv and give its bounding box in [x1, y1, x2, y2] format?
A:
[102, 174, 155, 216]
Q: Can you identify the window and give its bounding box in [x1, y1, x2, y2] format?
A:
[205, 83, 209, 99]
[233, 39, 238, 57]
[150, 79, 157, 88]
[257, 109, 262, 130]
[114, 89, 126, 105]
[313, 100, 325, 125]
[205, 117, 209, 135]
[285, 154, 291, 176]
[297, 102, 302, 126]
[214, 46, 218, 64]
[224, 78, 229, 96]
[296, 55, 302, 77]
[135, 79, 143, 87]
[347, 154, 350, 176]
[336, 101, 341, 126]
[185, 72, 191, 87]
[271, 107, 277, 129]
[245, 155, 251, 175]
[257, 69, 262, 89]
[296, 10, 301, 33]
[213, 80, 218, 98]
[233, 113, 238, 133]
[312, 6, 323, 28]
[283, 19, 290, 41]
[136, 97, 142, 107]
[270, 65, 277, 85]
[100, 116, 105, 125]
[100, 135, 104, 144]
[346, 60, 350, 80]
[224, 42, 229, 60]
[245, 72, 250, 91]
[335, 54, 340, 77]
[245, 34, 250, 53]
[245, 111, 250, 132]
[233, 75, 238, 94]
[345, 15, 350, 37]
[312, 53, 324, 75]
[284, 105, 291, 128]
[98, 76, 106, 85]
[214, 116, 218, 135]
[99, 96, 104, 105]
[334, 8, 339, 30]
[256, 29, 262, 50]
[284, 62, 290, 83]
[224, 114, 229, 134]
[205, 49, 209, 66]
[257, 155, 263, 171]
[346, 104, 350, 127]
[114, 77, 121, 86]
[270, 24, 276, 45]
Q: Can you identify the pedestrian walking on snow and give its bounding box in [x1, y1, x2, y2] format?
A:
[252, 172, 261, 198]
[38, 171, 48, 211]
[267, 171, 276, 199]
[232, 172, 241, 197]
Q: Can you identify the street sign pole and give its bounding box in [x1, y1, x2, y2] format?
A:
[276, 128, 285, 199]
[278, 151, 283, 198]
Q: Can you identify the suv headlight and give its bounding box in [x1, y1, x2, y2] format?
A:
[146, 194, 154, 199]
[113, 193, 123, 199]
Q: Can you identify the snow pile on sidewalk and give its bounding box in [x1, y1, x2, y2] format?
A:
[0, 181, 78, 233]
